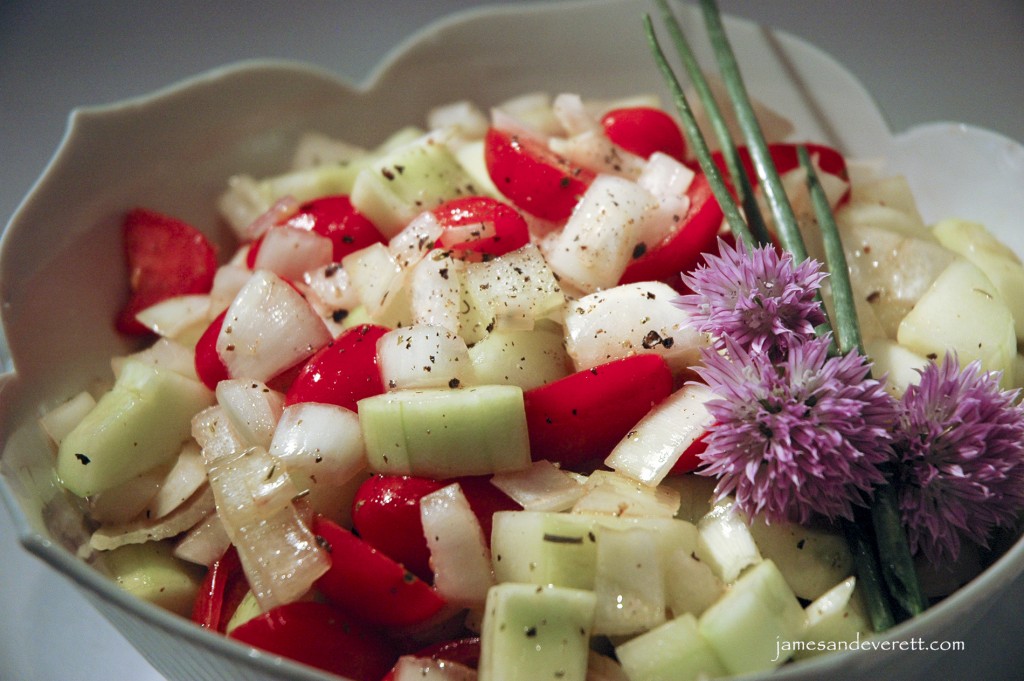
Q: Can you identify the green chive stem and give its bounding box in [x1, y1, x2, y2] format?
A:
[653, 0, 771, 245]
[698, 0, 807, 261]
[842, 517, 896, 632]
[642, 14, 755, 247]
[872, 482, 929, 618]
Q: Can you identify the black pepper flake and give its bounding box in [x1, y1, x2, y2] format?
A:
[448, 378, 461, 388]
[797, 539, 807, 550]
[75, 453, 91, 465]
[525, 626, 538, 637]
[559, 177, 571, 188]
[381, 168, 396, 180]
[543, 533, 584, 545]
[642, 330, 664, 349]
[866, 291, 881, 304]
[332, 309, 350, 323]
[632, 242, 647, 259]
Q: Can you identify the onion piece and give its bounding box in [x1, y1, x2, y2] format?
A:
[605, 383, 716, 486]
[191, 405, 246, 466]
[88, 462, 172, 525]
[215, 379, 284, 450]
[251, 225, 333, 282]
[206, 445, 329, 610]
[217, 270, 331, 382]
[246, 195, 300, 241]
[173, 511, 231, 567]
[377, 325, 473, 391]
[409, 249, 465, 336]
[113, 338, 200, 382]
[389, 210, 444, 270]
[392, 656, 478, 681]
[209, 264, 252, 317]
[268, 402, 367, 519]
[421, 483, 495, 609]
[695, 499, 762, 584]
[427, 100, 489, 141]
[146, 442, 207, 520]
[134, 294, 212, 341]
[89, 484, 215, 551]
[571, 470, 680, 519]
[463, 243, 564, 333]
[490, 460, 584, 512]
[342, 242, 412, 327]
[39, 391, 96, 447]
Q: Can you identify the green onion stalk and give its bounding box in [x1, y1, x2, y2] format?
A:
[643, 0, 927, 630]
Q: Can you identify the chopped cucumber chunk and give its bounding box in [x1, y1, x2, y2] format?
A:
[100, 540, 204, 617]
[615, 612, 728, 681]
[358, 385, 530, 477]
[479, 583, 596, 681]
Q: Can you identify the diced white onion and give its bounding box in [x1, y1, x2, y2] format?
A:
[209, 264, 252, 317]
[377, 324, 473, 391]
[146, 442, 208, 520]
[564, 281, 709, 374]
[389, 211, 445, 270]
[251, 225, 333, 282]
[805, 576, 857, 628]
[268, 403, 367, 518]
[217, 270, 331, 382]
[89, 485, 215, 551]
[634, 152, 694, 249]
[427, 100, 489, 142]
[409, 250, 465, 336]
[87, 462, 172, 525]
[541, 175, 656, 293]
[191, 405, 246, 466]
[173, 511, 232, 567]
[571, 470, 680, 519]
[421, 483, 495, 609]
[342, 243, 412, 326]
[605, 383, 716, 486]
[113, 338, 201, 382]
[392, 656, 478, 681]
[134, 294, 212, 341]
[246, 195, 300, 241]
[215, 379, 285, 450]
[549, 130, 646, 181]
[490, 460, 584, 512]
[39, 391, 96, 447]
[464, 243, 564, 332]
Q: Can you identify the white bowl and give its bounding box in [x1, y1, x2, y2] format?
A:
[3, 1, 1024, 679]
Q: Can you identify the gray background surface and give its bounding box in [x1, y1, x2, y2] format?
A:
[2, 1, 1023, 679]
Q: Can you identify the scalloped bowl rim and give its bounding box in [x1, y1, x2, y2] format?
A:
[2, 1, 1024, 680]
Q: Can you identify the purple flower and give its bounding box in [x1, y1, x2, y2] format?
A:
[675, 238, 828, 360]
[694, 335, 895, 524]
[893, 355, 1024, 564]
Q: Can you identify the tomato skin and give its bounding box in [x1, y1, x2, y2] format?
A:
[246, 194, 385, 267]
[523, 354, 674, 468]
[191, 546, 247, 633]
[432, 195, 530, 260]
[601, 106, 687, 162]
[194, 310, 230, 390]
[380, 637, 482, 680]
[117, 208, 217, 336]
[351, 474, 517, 583]
[284, 323, 389, 410]
[229, 600, 398, 681]
[618, 171, 723, 287]
[312, 516, 446, 628]
[668, 427, 712, 475]
[484, 127, 595, 222]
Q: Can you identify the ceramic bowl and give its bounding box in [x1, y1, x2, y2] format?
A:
[3, 1, 1024, 680]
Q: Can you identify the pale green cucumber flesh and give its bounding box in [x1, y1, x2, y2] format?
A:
[615, 612, 728, 681]
[358, 385, 530, 477]
[56, 359, 214, 497]
[100, 540, 205, 617]
[479, 582, 596, 681]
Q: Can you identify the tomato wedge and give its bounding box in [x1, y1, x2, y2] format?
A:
[601, 106, 687, 162]
[618, 170, 723, 287]
[432, 195, 530, 260]
[484, 127, 595, 222]
[229, 600, 398, 681]
[194, 310, 230, 390]
[352, 474, 517, 583]
[191, 546, 247, 633]
[523, 354, 674, 467]
[285, 323, 389, 410]
[246, 194, 385, 267]
[380, 637, 482, 680]
[116, 208, 217, 335]
[312, 516, 446, 628]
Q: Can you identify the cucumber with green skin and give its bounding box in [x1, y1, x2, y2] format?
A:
[56, 359, 214, 497]
[358, 385, 531, 478]
[479, 582, 596, 681]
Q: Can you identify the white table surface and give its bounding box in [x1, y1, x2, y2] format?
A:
[2, 1, 1023, 680]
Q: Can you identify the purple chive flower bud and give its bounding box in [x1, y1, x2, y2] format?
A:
[893, 355, 1024, 564]
[675, 238, 828, 360]
[694, 335, 895, 524]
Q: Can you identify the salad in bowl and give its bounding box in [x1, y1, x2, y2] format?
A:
[3, 1, 1024, 681]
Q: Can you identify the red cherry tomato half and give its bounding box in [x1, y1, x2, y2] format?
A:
[523, 354, 674, 468]
[618, 170, 723, 287]
[284, 323, 389, 410]
[191, 546, 247, 633]
[601, 106, 687, 162]
[229, 600, 398, 681]
[484, 127, 595, 222]
[432, 196, 530, 260]
[312, 516, 446, 628]
[247, 195, 385, 267]
[668, 427, 712, 475]
[117, 208, 217, 336]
